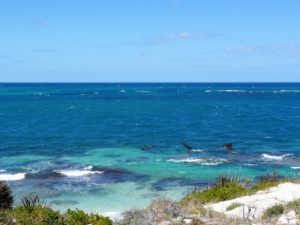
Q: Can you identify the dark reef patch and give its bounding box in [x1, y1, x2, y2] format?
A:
[92, 166, 150, 183]
[25, 171, 64, 179]
[152, 177, 206, 191]
[117, 157, 148, 163]
[50, 200, 78, 206]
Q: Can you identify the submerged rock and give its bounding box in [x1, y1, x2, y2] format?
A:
[25, 171, 64, 179]
[92, 166, 150, 183]
[277, 211, 298, 225]
[50, 200, 78, 206]
[223, 143, 233, 150]
[152, 177, 206, 191]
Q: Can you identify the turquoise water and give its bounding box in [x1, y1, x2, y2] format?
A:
[0, 83, 300, 214]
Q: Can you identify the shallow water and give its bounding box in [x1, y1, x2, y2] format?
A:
[0, 83, 300, 214]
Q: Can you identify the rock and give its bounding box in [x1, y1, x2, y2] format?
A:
[277, 216, 289, 224]
[277, 211, 298, 224]
[158, 221, 172, 225]
[182, 218, 193, 224]
[223, 143, 233, 150]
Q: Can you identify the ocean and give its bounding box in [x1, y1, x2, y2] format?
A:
[0, 83, 300, 215]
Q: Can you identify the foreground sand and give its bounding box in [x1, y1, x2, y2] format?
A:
[206, 182, 300, 221]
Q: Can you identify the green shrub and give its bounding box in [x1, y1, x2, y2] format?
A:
[251, 178, 290, 193]
[63, 209, 112, 225]
[226, 202, 242, 211]
[181, 173, 295, 205]
[262, 204, 284, 219]
[287, 199, 300, 215]
[182, 182, 248, 204]
[12, 205, 61, 225]
[0, 181, 14, 209]
[288, 199, 300, 209]
[63, 209, 88, 225]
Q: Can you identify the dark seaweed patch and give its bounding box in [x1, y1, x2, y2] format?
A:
[152, 177, 206, 191]
[92, 166, 149, 183]
[25, 171, 64, 179]
[50, 200, 78, 206]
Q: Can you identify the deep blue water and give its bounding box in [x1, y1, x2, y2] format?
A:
[0, 83, 300, 213]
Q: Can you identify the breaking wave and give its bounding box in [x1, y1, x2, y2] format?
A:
[0, 173, 26, 181]
[261, 153, 292, 161]
[56, 166, 103, 177]
[167, 157, 228, 166]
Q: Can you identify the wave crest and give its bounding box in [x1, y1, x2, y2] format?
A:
[0, 173, 26, 181]
[56, 166, 103, 177]
[167, 157, 228, 166]
[261, 153, 292, 161]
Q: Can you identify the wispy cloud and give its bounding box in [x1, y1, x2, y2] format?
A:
[90, 44, 113, 49]
[34, 49, 58, 54]
[125, 32, 217, 46]
[224, 45, 300, 56]
[32, 18, 52, 28]
[0, 54, 14, 60]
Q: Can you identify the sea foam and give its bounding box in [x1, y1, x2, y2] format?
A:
[56, 166, 103, 177]
[167, 157, 227, 166]
[190, 149, 206, 152]
[291, 167, 300, 170]
[261, 153, 292, 161]
[0, 173, 26, 181]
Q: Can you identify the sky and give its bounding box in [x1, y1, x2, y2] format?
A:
[0, 0, 300, 82]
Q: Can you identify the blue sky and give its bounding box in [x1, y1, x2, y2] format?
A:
[0, 0, 300, 82]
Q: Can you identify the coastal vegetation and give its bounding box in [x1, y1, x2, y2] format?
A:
[0, 182, 112, 225]
[1, 174, 299, 225]
[0, 181, 13, 210]
[225, 202, 242, 211]
[262, 204, 284, 219]
[181, 172, 285, 205]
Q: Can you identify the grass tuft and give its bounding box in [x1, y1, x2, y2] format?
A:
[226, 202, 242, 211]
[262, 204, 284, 219]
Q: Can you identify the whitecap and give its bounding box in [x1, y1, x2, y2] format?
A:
[102, 211, 122, 220]
[243, 163, 257, 167]
[261, 153, 292, 161]
[56, 166, 103, 177]
[190, 149, 206, 152]
[167, 157, 227, 166]
[119, 90, 126, 93]
[219, 90, 246, 93]
[136, 90, 151, 93]
[277, 90, 300, 93]
[0, 173, 26, 181]
[291, 167, 300, 170]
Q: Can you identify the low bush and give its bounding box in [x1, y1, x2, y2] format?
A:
[182, 182, 248, 204]
[181, 173, 293, 205]
[0, 181, 14, 210]
[12, 205, 61, 225]
[63, 209, 112, 225]
[262, 204, 284, 219]
[4, 207, 112, 225]
[287, 199, 300, 215]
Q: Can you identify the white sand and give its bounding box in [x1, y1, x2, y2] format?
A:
[206, 183, 300, 220]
